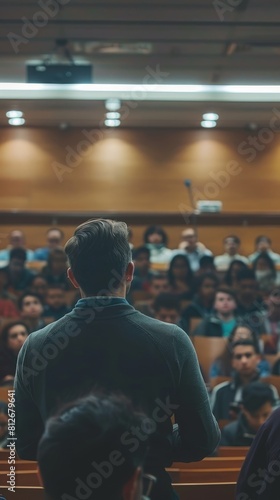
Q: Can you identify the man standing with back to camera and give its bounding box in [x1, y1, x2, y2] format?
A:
[15, 219, 220, 500]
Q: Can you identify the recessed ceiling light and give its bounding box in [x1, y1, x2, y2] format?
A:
[105, 98, 121, 111]
[202, 112, 219, 121]
[105, 119, 120, 127]
[8, 117, 25, 126]
[106, 112, 121, 119]
[201, 120, 217, 128]
[6, 110, 23, 118]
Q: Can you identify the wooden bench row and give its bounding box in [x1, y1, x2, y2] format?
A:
[0, 483, 236, 500]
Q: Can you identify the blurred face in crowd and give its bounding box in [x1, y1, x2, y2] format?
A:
[256, 237, 270, 253]
[47, 229, 63, 249]
[150, 277, 168, 297]
[134, 252, 150, 274]
[224, 237, 239, 256]
[10, 230, 25, 248]
[255, 257, 271, 271]
[147, 232, 163, 244]
[181, 229, 197, 251]
[199, 278, 217, 303]
[238, 278, 258, 304]
[242, 402, 273, 433]
[9, 257, 25, 276]
[6, 324, 28, 354]
[21, 295, 43, 319]
[154, 307, 180, 324]
[232, 326, 253, 342]
[30, 276, 48, 301]
[50, 253, 67, 275]
[46, 288, 66, 310]
[214, 291, 237, 316]
[171, 257, 190, 280]
[231, 345, 260, 378]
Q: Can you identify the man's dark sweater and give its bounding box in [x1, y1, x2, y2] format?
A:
[15, 297, 220, 500]
[236, 407, 280, 500]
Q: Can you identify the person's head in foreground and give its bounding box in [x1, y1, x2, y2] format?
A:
[38, 393, 152, 500]
[241, 382, 274, 433]
[65, 219, 133, 297]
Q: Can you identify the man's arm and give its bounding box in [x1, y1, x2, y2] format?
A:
[170, 327, 220, 462]
[15, 336, 45, 459]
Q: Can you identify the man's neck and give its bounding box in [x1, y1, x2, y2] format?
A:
[239, 371, 257, 385]
[217, 312, 235, 322]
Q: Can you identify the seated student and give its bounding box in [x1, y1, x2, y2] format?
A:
[167, 254, 195, 300]
[2, 248, 35, 295]
[220, 382, 275, 446]
[252, 251, 278, 293]
[197, 255, 217, 275]
[131, 246, 155, 292]
[214, 235, 249, 271]
[248, 235, 280, 264]
[43, 284, 71, 321]
[29, 274, 49, 304]
[0, 268, 19, 319]
[173, 228, 212, 272]
[18, 292, 46, 332]
[34, 227, 64, 261]
[210, 324, 271, 379]
[153, 293, 181, 325]
[223, 259, 248, 289]
[236, 406, 280, 500]
[193, 287, 238, 337]
[235, 268, 267, 335]
[0, 402, 8, 449]
[0, 229, 34, 264]
[143, 225, 173, 264]
[134, 273, 169, 317]
[262, 286, 280, 354]
[42, 247, 73, 290]
[0, 321, 29, 385]
[211, 339, 278, 421]
[181, 272, 219, 332]
[37, 393, 151, 500]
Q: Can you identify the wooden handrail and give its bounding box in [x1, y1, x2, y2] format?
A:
[1, 210, 280, 226]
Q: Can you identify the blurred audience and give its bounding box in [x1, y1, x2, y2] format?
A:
[131, 246, 155, 292]
[181, 272, 219, 332]
[214, 235, 249, 271]
[197, 255, 216, 275]
[193, 288, 238, 337]
[210, 324, 271, 379]
[34, 228, 64, 261]
[0, 229, 34, 264]
[18, 292, 46, 332]
[41, 248, 72, 290]
[220, 382, 275, 446]
[211, 339, 278, 421]
[153, 293, 181, 325]
[173, 228, 212, 272]
[134, 273, 168, 317]
[43, 285, 70, 321]
[248, 235, 280, 264]
[0, 321, 29, 385]
[2, 248, 34, 295]
[223, 259, 248, 289]
[29, 274, 49, 304]
[143, 225, 173, 264]
[167, 254, 195, 300]
[252, 251, 278, 292]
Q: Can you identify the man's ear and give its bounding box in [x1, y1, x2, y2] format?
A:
[122, 467, 142, 500]
[125, 261, 135, 284]
[67, 268, 79, 289]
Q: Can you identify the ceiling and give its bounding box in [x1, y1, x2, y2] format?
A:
[0, 0, 280, 128]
